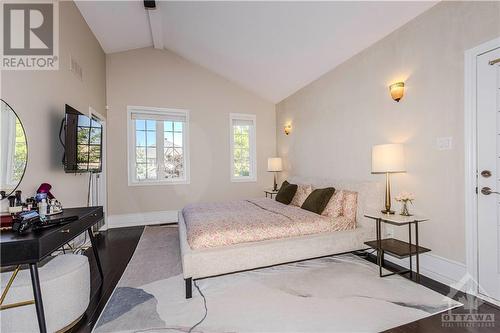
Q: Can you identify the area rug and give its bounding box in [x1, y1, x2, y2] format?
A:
[94, 225, 461, 333]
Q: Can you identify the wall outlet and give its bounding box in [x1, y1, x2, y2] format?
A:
[436, 137, 453, 150]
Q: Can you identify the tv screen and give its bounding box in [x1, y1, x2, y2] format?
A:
[64, 104, 102, 173]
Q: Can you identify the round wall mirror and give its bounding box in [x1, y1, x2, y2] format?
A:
[1, 99, 28, 199]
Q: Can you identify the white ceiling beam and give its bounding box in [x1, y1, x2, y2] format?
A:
[147, 6, 164, 49]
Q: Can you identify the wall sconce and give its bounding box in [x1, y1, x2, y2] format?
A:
[389, 82, 405, 102]
[284, 124, 292, 135]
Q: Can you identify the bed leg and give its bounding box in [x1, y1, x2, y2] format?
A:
[185, 278, 192, 299]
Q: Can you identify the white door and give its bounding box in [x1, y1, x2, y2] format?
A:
[477, 47, 500, 301]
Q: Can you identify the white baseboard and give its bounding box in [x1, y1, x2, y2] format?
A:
[107, 210, 179, 229]
[410, 255, 500, 305]
[373, 250, 467, 290]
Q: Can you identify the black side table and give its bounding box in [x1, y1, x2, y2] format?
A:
[264, 189, 279, 199]
[0, 207, 104, 333]
[364, 212, 430, 283]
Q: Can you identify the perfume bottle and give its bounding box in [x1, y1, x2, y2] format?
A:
[15, 190, 22, 206]
[39, 199, 48, 217]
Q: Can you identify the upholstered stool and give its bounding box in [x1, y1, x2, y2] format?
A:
[1, 254, 90, 332]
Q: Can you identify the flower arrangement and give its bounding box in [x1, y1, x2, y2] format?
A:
[395, 192, 415, 216]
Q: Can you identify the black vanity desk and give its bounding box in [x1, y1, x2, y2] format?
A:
[0, 206, 104, 333]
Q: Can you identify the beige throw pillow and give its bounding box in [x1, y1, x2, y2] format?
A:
[342, 190, 358, 222]
[291, 184, 313, 207]
[322, 190, 344, 217]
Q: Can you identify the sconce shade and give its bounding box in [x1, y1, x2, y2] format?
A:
[389, 82, 405, 102]
[267, 157, 283, 172]
[372, 144, 406, 173]
[284, 124, 292, 135]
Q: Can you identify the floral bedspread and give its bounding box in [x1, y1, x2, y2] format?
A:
[183, 198, 355, 250]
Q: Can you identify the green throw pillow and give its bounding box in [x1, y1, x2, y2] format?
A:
[301, 187, 336, 214]
[275, 181, 298, 205]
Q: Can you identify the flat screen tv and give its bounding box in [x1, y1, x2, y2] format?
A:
[63, 104, 102, 173]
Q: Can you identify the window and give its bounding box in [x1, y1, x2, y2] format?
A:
[230, 113, 256, 182]
[76, 115, 102, 172]
[127, 106, 189, 185]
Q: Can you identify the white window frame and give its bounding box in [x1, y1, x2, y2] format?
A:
[229, 113, 257, 182]
[127, 106, 190, 186]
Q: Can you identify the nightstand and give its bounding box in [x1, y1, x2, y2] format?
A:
[364, 212, 430, 283]
[264, 189, 279, 199]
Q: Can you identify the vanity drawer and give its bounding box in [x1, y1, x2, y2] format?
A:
[39, 208, 103, 257]
[1, 207, 104, 266]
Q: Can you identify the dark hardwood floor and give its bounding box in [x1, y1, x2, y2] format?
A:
[69, 226, 144, 333]
[73, 227, 499, 332]
[360, 254, 500, 333]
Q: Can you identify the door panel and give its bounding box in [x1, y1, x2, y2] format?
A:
[477, 47, 500, 301]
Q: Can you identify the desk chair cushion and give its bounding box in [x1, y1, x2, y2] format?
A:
[1, 254, 90, 332]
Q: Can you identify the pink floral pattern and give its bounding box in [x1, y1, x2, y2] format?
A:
[342, 190, 358, 222]
[322, 190, 344, 218]
[183, 198, 355, 249]
[290, 184, 313, 207]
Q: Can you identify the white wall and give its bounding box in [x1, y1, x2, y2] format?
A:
[276, 1, 500, 264]
[1, 1, 106, 211]
[106, 47, 276, 217]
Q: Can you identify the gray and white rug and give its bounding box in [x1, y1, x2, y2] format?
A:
[94, 226, 461, 333]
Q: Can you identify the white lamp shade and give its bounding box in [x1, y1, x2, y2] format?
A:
[372, 144, 406, 173]
[267, 157, 283, 172]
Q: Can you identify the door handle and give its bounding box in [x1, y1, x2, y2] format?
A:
[481, 170, 492, 178]
[481, 187, 500, 195]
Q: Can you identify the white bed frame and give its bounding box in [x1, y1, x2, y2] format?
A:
[178, 179, 383, 298]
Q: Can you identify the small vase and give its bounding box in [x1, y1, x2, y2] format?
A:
[400, 201, 411, 216]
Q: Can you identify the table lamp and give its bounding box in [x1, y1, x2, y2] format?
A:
[372, 144, 406, 214]
[267, 157, 283, 191]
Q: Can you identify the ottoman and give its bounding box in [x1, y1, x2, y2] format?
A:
[1, 254, 90, 332]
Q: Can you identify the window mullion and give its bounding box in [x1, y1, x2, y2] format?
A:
[250, 126, 255, 178]
[230, 123, 235, 178]
[157, 120, 164, 180]
[131, 118, 137, 182]
[182, 122, 187, 181]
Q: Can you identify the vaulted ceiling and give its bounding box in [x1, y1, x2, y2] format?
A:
[76, 1, 436, 103]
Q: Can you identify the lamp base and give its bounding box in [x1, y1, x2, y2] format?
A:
[381, 172, 395, 215]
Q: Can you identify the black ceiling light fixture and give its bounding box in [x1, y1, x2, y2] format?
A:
[144, 0, 156, 10]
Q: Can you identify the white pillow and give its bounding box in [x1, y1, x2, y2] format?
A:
[290, 184, 313, 207]
[322, 190, 344, 217]
[342, 190, 358, 221]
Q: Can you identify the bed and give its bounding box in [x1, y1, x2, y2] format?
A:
[178, 178, 383, 298]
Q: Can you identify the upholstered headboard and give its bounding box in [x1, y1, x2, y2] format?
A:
[287, 176, 384, 230]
